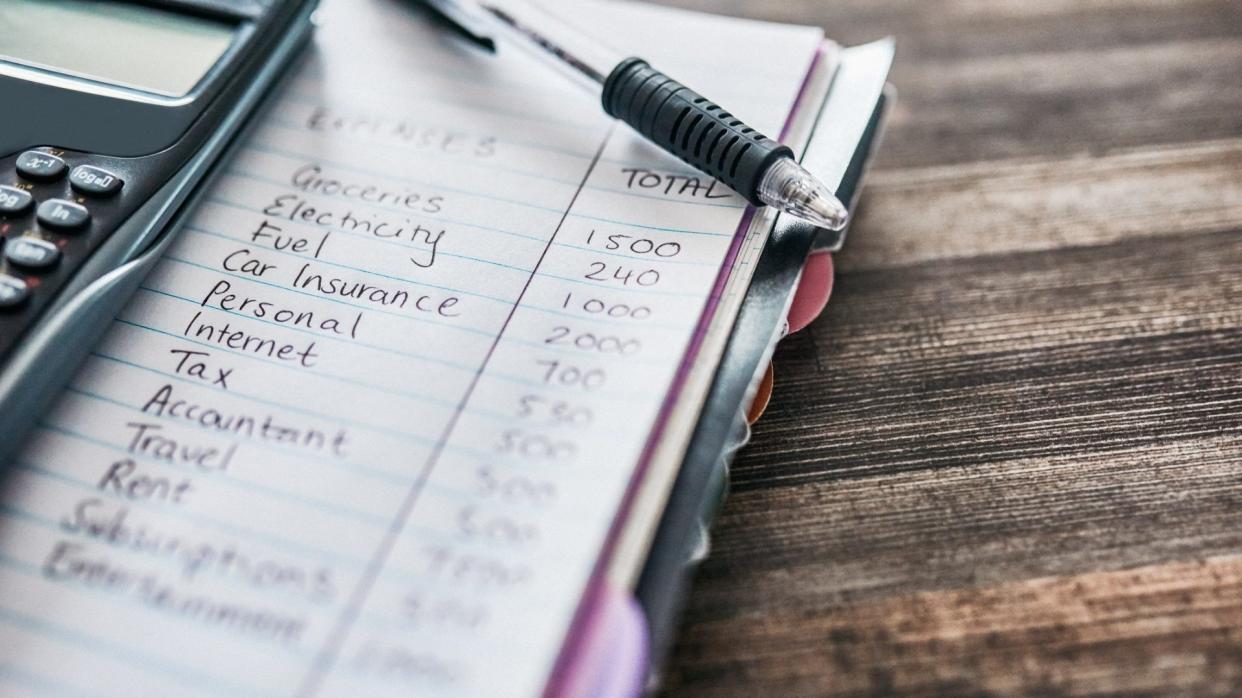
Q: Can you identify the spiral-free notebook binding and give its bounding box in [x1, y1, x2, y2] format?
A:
[557, 42, 895, 693]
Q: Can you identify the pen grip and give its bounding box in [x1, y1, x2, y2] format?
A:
[602, 58, 792, 206]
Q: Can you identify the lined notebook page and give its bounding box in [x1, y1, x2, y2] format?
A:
[0, 1, 822, 696]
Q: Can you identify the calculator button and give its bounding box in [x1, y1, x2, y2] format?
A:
[37, 199, 90, 230]
[0, 275, 29, 310]
[16, 151, 67, 182]
[5, 237, 60, 270]
[0, 185, 33, 216]
[69, 165, 124, 197]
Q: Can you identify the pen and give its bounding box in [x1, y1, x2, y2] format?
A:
[421, 0, 850, 231]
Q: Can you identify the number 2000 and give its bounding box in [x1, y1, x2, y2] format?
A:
[545, 326, 641, 355]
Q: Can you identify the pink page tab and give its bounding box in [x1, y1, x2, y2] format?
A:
[788, 251, 835, 334]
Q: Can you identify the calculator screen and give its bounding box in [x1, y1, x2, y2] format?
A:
[0, 0, 237, 97]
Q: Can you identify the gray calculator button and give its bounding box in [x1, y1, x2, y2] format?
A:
[70, 165, 124, 197]
[5, 238, 60, 270]
[0, 275, 29, 309]
[37, 199, 90, 230]
[16, 151, 67, 182]
[0, 185, 33, 216]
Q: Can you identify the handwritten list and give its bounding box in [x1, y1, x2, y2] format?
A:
[0, 1, 823, 695]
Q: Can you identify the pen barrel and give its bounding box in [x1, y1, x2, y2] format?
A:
[602, 58, 792, 206]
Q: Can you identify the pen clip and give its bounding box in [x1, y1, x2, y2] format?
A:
[417, 0, 497, 53]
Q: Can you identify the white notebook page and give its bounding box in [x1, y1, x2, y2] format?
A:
[0, 1, 823, 696]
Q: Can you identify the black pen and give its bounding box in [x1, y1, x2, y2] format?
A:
[422, 0, 850, 230]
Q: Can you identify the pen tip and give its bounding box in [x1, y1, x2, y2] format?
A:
[797, 189, 851, 231]
[757, 158, 850, 231]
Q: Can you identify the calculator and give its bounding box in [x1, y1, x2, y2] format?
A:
[0, 0, 318, 460]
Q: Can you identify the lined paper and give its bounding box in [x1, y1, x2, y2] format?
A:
[0, 1, 823, 696]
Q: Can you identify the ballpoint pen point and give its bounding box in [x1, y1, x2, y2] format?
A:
[757, 157, 850, 231]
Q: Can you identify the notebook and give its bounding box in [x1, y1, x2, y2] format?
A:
[0, 1, 843, 695]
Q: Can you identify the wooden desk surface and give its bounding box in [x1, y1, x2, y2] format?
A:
[650, 0, 1242, 695]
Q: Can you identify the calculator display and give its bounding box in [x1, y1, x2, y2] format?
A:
[0, 0, 236, 97]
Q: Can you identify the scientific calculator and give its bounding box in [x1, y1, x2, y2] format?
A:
[0, 0, 318, 461]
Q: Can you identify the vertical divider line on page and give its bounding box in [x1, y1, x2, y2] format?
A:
[295, 125, 616, 697]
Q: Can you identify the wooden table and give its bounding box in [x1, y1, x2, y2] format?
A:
[650, 0, 1242, 694]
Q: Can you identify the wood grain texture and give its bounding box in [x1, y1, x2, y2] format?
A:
[643, 0, 1242, 695]
[846, 139, 1242, 270]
